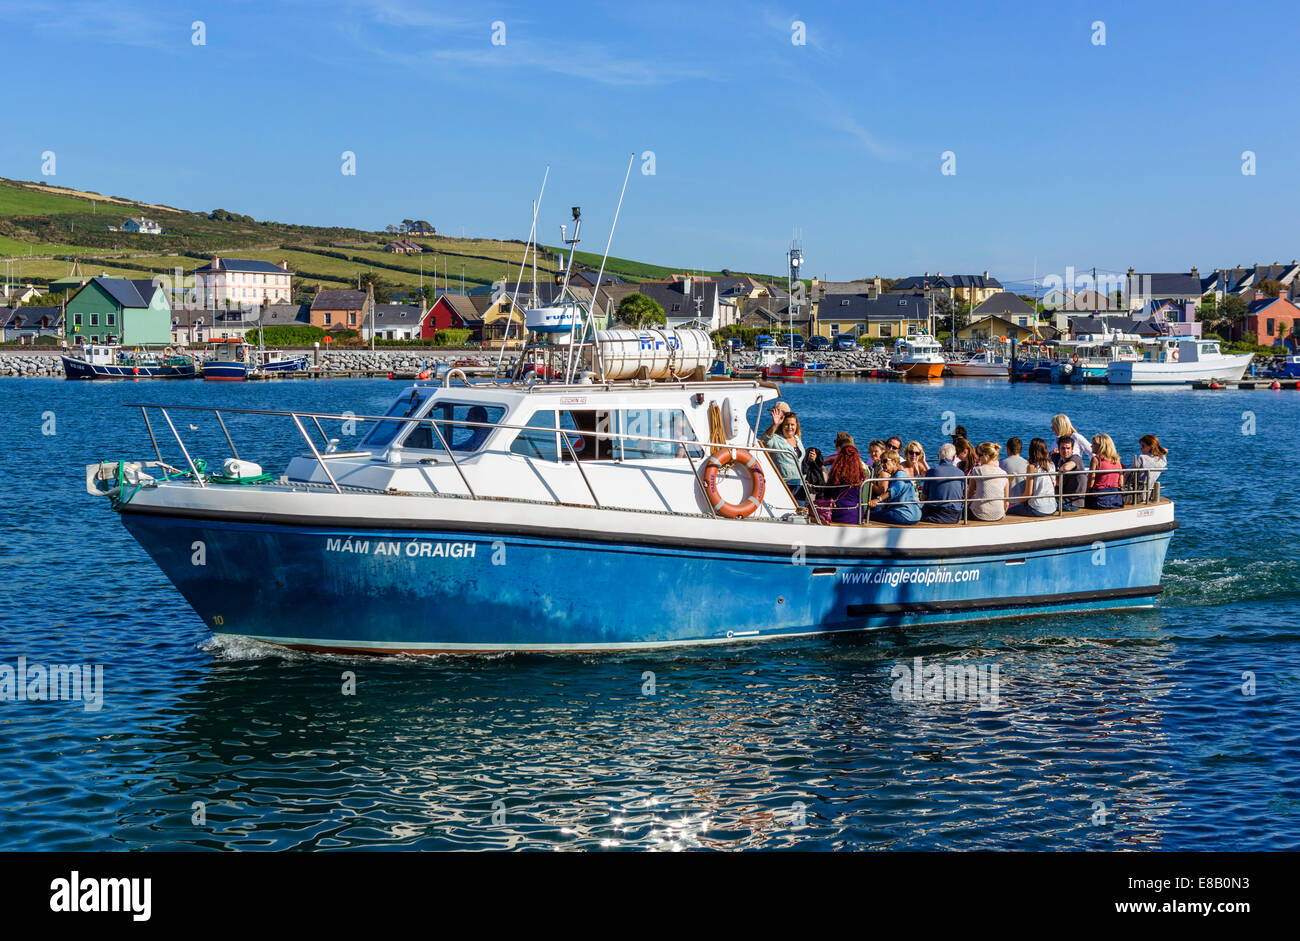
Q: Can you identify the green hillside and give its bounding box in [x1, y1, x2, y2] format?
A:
[0, 176, 784, 298]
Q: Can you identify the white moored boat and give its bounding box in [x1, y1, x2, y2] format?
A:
[947, 349, 1010, 378]
[1107, 337, 1254, 385]
[889, 334, 946, 379]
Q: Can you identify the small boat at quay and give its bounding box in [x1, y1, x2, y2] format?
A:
[889, 333, 946, 379]
[1048, 333, 1143, 384]
[62, 344, 198, 380]
[947, 349, 1010, 378]
[1107, 337, 1254, 385]
[85, 324, 1177, 653]
[202, 340, 309, 381]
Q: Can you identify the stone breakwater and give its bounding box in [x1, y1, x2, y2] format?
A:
[0, 350, 63, 377]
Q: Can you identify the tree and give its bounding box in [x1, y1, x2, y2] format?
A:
[358, 271, 393, 303]
[616, 293, 666, 328]
[1214, 294, 1248, 340]
[1258, 278, 1284, 297]
[418, 282, 436, 305]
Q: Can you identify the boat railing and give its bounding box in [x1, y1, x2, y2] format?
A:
[122, 402, 828, 524]
[122, 402, 1168, 527]
[804, 464, 1166, 524]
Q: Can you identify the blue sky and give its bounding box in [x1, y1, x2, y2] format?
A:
[1, 0, 1297, 284]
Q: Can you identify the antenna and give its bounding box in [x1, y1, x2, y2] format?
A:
[495, 167, 549, 380]
[565, 153, 634, 383]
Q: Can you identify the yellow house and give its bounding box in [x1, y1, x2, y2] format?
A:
[813, 293, 932, 340]
[956, 314, 1039, 343]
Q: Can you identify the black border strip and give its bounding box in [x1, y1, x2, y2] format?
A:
[121, 505, 1178, 560]
[847, 584, 1161, 616]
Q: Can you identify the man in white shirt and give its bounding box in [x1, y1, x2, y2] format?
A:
[1000, 437, 1029, 499]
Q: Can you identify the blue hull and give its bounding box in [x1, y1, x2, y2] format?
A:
[201, 361, 249, 381]
[62, 357, 197, 380]
[120, 511, 1174, 652]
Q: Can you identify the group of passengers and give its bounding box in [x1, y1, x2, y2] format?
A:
[760, 402, 1168, 525]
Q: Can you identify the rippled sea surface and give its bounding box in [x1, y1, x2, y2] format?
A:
[1, 375, 1297, 850]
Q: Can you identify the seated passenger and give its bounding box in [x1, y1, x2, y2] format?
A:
[801, 447, 827, 488]
[1087, 433, 1124, 509]
[1050, 413, 1094, 465]
[825, 444, 867, 524]
[832, 432, 870, 475]
[457, 405, 493, 452]
[1010, 437, 1056, 517]
[952, 435, 976, 472]
[1000, 437, 1028, 499]
[902, 440, 930, 482]
[866, 439, 886, 468]
[968, 442, 1009, 521]
[1125, 434, 1168, 502]
[867, 450, 921, 525]
[763, 412, 806, 499]
[1053, 435, 1087, 511]
[922, 443, 965, 523]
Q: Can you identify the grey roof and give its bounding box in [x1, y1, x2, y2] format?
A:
[2, 305, 63, 328]
[371, 303, 426, 327]
[1128, 271, 1204, 297]
[633, 280, 719, 319]
[569, 268, 625, 288]
[890, 273, 1001, 293]
[973, 291, 1034, 316]
[90, 276, 160, 309]
[1068, 314, 1162, 337]
[820, 293, 932, 320]
[259, 303, 312, 326]
[312, 289, 368, 310]
[195, 258, 292, 274]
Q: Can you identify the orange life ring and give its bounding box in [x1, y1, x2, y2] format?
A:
[1071, 353, 1080, 364]
[700, 448, 766, 518]
[1170, 347, 1179, 361]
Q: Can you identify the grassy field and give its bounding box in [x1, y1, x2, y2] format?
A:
[0, 176, 786, 295]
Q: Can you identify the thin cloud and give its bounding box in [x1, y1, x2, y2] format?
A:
[821, 111, 902, 161]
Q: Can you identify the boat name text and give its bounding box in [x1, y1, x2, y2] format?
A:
[326, 537, 476, 558]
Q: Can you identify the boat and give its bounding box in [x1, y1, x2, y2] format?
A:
[757, 345, 805, 381]
[62, 344, 198, 380]
[201, 339, 251, 381]
[889, 334, 945, 379]
[84, 328, 1178, 652]
[1277, 354, 1300, 379]
[204, 340, 309, 380]
[1106, 337, 1254, 385]
[946, 349, 1010, 378]
[1048, 333, 1143, 384]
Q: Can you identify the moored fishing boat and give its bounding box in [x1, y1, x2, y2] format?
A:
[201, 339, 250, 381]
[889, 334, 945, 379]
[62, 344, 198, 379]
[1107, 337, 1254, 385]
[947, 349, 1010, 378]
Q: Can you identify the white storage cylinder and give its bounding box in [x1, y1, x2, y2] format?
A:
[592, 329, 714, 380]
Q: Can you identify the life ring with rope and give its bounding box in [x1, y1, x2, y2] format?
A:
[1071, 353, 1080, 364]
[1170, 347, 1179, 361]
[700, 448, 766, 518]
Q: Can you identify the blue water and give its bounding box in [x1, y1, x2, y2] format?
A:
[1, 376, 1297, 850]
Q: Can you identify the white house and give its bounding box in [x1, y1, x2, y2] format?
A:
[193, 257, 293, 308]
[122, 216, 162, 235]
[364, 303, 427, 341]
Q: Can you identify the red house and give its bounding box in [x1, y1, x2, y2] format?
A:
[422, 294, 484, 339]
[1237, 288, 1300, 346]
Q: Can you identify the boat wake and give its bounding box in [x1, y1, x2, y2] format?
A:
[1162, 557, 1300, 605]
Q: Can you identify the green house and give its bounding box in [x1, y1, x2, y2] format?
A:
[65, 276, 172, 345]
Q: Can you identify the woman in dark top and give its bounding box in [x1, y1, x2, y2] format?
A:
[801, 447, 827, 488]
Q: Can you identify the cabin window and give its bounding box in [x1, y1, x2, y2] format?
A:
[361, 388, 436, 450]
[511, 408, 700, 462]
[402, 401, 505, 452]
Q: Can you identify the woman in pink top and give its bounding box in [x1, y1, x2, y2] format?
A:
[1086, 433, 1123, 509]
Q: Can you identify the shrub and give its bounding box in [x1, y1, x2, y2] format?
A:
[433, 329, 472, 346]
[247, 325, 325, 346]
